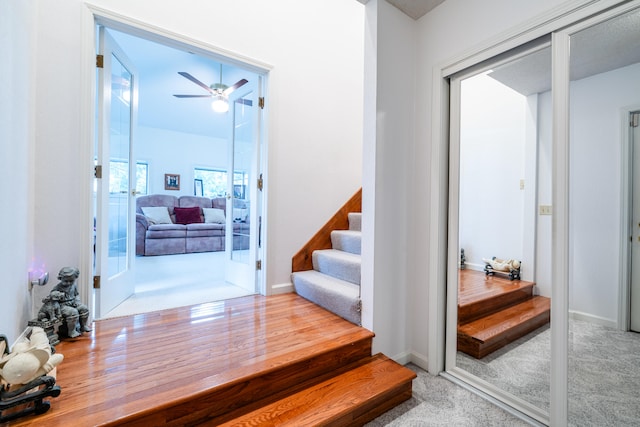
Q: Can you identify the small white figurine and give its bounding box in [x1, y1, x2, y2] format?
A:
[0, 327, 63, 386]
[483, 257, 521, 272]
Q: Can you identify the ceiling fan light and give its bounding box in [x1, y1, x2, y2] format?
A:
[211, 94, 229, 113]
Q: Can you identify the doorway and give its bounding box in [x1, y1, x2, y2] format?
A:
[93, 24, 267, 319]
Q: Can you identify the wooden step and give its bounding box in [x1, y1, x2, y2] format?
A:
[6, 294, 379, 426]
[458, 269, 535, 324]
[457, 296, 550, 359]
[216, 354, 416, 427]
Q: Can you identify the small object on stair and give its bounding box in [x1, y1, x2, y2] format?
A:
[483, 256, 521, 280]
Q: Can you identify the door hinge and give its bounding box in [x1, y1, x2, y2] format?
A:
[631, 112, 640, 128]
[256, 260, 262, 270]
[96, 54, 104, 69]
[95, 165, 103, 179]
[258, 97, 265, 109]
[257, 173, 263, 191]
[93, 275, 101, 289]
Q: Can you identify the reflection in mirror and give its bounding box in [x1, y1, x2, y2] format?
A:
[568, 7, 640, 425]
[453, 45, 552, 416]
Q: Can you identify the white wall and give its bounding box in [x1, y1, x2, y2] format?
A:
[534, 63, 640, 324]
[0, 0, 36, 343]
[136, 126, 227, 196]
[568, 62, 640, 324]
[458, 73, 527, 272]
[362, 0, 415, 360]
[25, 0, 363, 311]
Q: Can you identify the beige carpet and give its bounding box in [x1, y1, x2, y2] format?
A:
[101, 251, 253, 319]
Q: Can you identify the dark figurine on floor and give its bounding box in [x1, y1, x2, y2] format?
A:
[52, 267, 91, 338]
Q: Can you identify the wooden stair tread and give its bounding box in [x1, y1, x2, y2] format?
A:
[217, 353, 416, 427]
[458, 296, 550, 343]
[458, 269, 535, 308]
[6, 294, 383, 427]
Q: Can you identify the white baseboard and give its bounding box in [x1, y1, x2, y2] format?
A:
[461, 263, 485, 272]
[409, 350, 429, 372]
[569, 310, 617, 329]
[270, 282, 294, 295]
[388, 350, 413, 366]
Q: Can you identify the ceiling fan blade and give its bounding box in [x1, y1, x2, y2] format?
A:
[178, 72, 214, 94]
[224, 79, 249, 95]
[173, 94, 213, 98]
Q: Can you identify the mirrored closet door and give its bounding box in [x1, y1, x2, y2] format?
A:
[565, 5, 640, 425]
[445, 41, 553, 424]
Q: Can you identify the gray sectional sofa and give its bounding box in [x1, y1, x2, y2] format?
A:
[136, 194, 249, 256]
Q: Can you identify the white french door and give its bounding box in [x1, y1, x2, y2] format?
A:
[224, 78, 261, 292]
[94, 26, 138, 317]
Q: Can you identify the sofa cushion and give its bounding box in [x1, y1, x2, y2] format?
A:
[141, 206, 172, 224]
[146, 223, 186, 239]
[186, 223, 224, 237]
[174, 206, 202, 224]
[203, 208, 225, 224]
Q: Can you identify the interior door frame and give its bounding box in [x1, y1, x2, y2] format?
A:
[427, 1, 637, 426]
[79, 5, 273, 310]
[621, 107, 640, 331]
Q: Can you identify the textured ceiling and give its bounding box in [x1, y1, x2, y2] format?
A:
[356, 0, 445, 20]
[488, 7, 640, 95]
[385, 0, 445, 20]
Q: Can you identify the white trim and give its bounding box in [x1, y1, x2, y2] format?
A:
[441, 372, 547, 427]
[84, 3, 272, 74]
[79, 5, 96, 313]
[440, 0, 626, 78]
[462, 263, 485, 272]
[445, 73, 461, 373]
[409, 350, 429, 372]
[427, 74, 449, 375]
[619, 106, 640, 331]
[550, 30, 570, 427]
[569, 310, 617, 329]
[271, 282, 294, 295]
[391, 350, 412, 366]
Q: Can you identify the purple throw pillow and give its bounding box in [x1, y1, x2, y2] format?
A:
[174, 206, 202, 224]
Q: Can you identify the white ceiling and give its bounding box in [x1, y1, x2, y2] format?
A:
[109, 29, 257, 139]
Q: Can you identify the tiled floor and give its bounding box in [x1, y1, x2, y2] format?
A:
[101, 251, 253, 319]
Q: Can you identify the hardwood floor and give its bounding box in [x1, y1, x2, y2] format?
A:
[457, 269, 550, 359]
[5, 294, 414, 426]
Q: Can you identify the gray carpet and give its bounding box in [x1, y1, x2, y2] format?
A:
[378, 319, 640, 426]
[365, 363, 530, 426]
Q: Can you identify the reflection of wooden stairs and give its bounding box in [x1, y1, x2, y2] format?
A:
[457, 269, 550, 359]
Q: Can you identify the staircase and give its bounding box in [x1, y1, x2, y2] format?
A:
[292, 212, 362, 325]
[457, 269, 550, 359]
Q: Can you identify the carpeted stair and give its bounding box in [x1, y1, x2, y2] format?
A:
[292, 212, 362, 325]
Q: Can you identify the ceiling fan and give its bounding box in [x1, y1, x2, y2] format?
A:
[173, 65, 249, 113]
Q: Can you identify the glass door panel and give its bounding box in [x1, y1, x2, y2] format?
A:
[95, 26, 137, 317]
[225, 79, 259, 293]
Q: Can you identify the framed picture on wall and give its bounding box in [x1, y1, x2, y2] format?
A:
[165, 174, 180, 191]
[194, 179, 203, 196]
